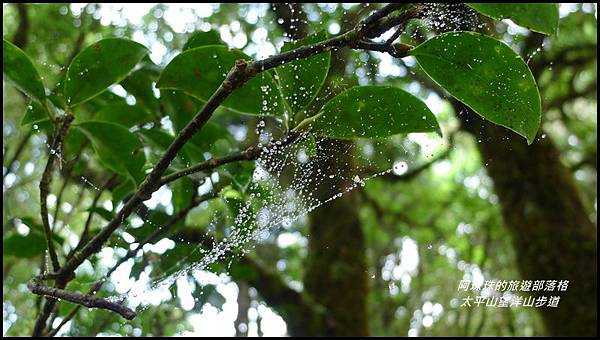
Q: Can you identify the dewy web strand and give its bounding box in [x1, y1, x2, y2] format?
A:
[100, 130, 418, 310]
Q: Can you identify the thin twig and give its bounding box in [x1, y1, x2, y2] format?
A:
[159, 132, 301, 186]
[375, 148, 451, 182]
[351, 40, 413, 58]
[70, 175, 117, 256]
[159, 146, 260, 186]
[28, 278, 136, 320]
[359, 3, 408, 28]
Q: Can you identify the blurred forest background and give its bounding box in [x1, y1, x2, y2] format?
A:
[3, 3, 597, 337]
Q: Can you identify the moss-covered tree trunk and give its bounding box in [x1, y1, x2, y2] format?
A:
[458, 102, 597, 336]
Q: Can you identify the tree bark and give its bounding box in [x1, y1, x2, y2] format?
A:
[304, 139, 369, 336]
[301, 5, 370, 336]
[457, 102, 597, 336]
[234, 280, 250, 337]
[269, 3, 370, 335]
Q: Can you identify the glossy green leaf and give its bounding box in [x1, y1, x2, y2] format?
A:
[64, 38, 148, 107]
[160, 90, 233, 156]
[156, 45, 284, 115]
[112, 178, 135, 208]
[63, 127, 87, 159]
[138, 128, 198, 164]
[171, 177, 195, 212]
[183, 30, 225, 50]
[87, 207, 115, 222]
[299, 134, 318, 158]
[92, 103, 151, 128]
[410, 31, 541, 144]
[128, 210, 171, 241]
[228, 261, 258, 281]
[223, 161, 255, 193]
[21, 100, 50, 126]
[189, 122, 232, 154]
[309, 86, 440, 139]
[120, 57, 161, 112]
[3, 232, 47, 258]
[160, 90, 201, 131]
[80, 88, 130, 114]
[276, 31, 330, 113]
[74, 121, 146, 184]
[3, 39, 46, 102]
[467, 3, 559, 35]
[152, 244, 204, 279]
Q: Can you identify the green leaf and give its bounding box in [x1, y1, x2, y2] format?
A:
[152, 244, 204, 279]
[156, 46, 284, 116]
[128, 210, 171, 241]
[299, 134, 318, 158]
[63, 127, 87, 159]
[160, 90, 233, 157]
[187, 122, 232, 155]
[410, 32, 541, 144]
[171, 177, 195, 212]
[18, 218, 64, 245]
[309, 86, 440, 139]
[3, 232, 47, 259]
[3, 39, 46, 102]
[64, 38, 149, 107]
[87, 207, 115, 222]
[74, 121, 146, 184]
[120, 58, 161, 112]
[467, 3, 559, 35]
[92, 103, 151, 128]
[192, 283, 226, 312]
[183, 30, 225, 50]
[228, 261, 258, 281]
[21, 100, 50, 126]
[223, 161, 255, 193]
[112, 178, 135, 208]
[138, 127, 210, 165]
[275, 31, 330, 113]
[48, 93, 68, 111]
[160, 90, 199, 131]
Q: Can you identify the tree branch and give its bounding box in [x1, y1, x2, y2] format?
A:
[28, 278, 136, 320]
[32, 113, 76, 336]
[11, 3, 29, 49]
